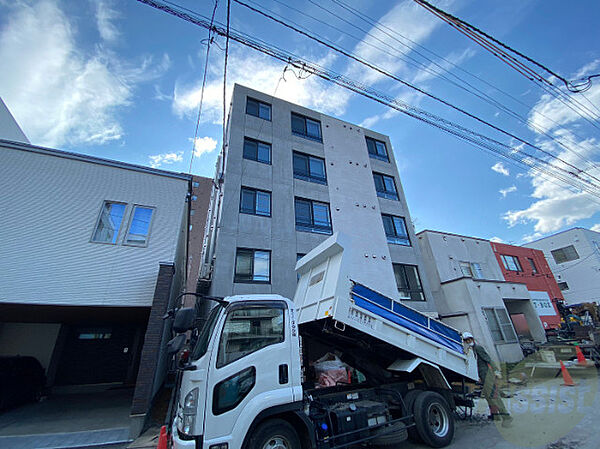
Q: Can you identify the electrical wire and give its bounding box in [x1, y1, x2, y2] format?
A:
[188, 0, 219, 173]
[261, 0, 599, 173]
[413, 0, 600, 94]
[134, 0, 600, 202]
[232, 0, 600, 189]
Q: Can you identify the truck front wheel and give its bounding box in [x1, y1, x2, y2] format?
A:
[248, 419, 301, 449]
[413, 391, 454, 448]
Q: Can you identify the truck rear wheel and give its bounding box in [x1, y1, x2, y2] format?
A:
[248, 419, 301, 449]
[413, 391, 454, 448]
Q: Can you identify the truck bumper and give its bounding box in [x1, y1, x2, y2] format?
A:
[171, 424, 200, 449]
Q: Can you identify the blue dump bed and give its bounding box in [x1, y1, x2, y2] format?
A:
[351, 282, 464, 354]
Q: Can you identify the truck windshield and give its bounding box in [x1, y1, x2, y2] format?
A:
[192, 305, 222, 360]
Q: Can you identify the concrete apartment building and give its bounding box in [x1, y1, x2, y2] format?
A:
[491, 242, 562, 330]
[199, 84, 436, 315]
[0, 137, 193, 440]
[417, 230, 546, 364]
[524, 227, 600, 305]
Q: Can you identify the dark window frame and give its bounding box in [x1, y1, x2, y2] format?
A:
[366, 136, 389, 162]
[246, 97, 272, 121]
[551, 245, 580, 264]
[234, 248, 272, 284]
[527, 257, 538, 274]
[500, 254, 523, 272]
[243, 137, 271, 165]
[239, 187, 271, 217]
[294, 197, 333, 235]
[382, 214, 410, 246]
[293, 151, 327, 185]
[291, 112, 322, 142]
[393, 263, 425, 301]
[558, 281, 569, 291]
[373, 172, 399, 200]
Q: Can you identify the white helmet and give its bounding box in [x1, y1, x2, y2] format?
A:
[462, 331, 474, 340]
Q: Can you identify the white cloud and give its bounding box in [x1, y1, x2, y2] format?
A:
[489, 236, 505, 243]
[491, 162, 510, 176]
[96, 0, 120, 43]
[499, 185, 517, 198]
[173, 46, 349, 123]
[590, 224, 600, 232]
[191, 136, 218, 156]
[148, 151, 183, 168]
[528, 59, 600, 132]
[0, 0, 168, 148]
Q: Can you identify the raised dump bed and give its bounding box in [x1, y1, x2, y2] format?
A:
[294, 233, 478, 381]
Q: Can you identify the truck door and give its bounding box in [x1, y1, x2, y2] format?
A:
[203, 301, 295, 447]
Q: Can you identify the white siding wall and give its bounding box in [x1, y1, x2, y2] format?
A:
[0, 143, 189, 307]
[524, 228, 600, 304]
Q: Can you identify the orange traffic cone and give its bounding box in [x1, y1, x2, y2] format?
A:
[157, 425, 168, 449]
[575, 346, 587, 365]
[560, 360, 576, 386]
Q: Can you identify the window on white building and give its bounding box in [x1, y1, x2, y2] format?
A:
[483, 307, 517, 343]
[234, 249, 271, 283]
[471, 262, 485, 279]
[551, 245, 580, 264]
[124, 206, 155, 246]
[92, 201, 126, 244]
[459, 262, 473, 277]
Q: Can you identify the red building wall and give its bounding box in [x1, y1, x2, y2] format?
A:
[491, 242, 562, 329]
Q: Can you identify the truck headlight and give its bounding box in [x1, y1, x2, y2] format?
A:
[180, 387, 199, 435]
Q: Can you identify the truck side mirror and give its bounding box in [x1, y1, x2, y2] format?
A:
[173, 307, 197, 333]
[167, 333, 186, 355]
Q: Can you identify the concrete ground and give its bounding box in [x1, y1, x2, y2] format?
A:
[0, 387, 134, 449]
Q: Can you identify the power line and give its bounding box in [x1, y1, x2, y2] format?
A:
[134, 0, 600, 201]
[188, 0, 219, 173]
[413, 0, 600, 94]
[232, 0, 600, 189]
[222, 0, 231, 177]
[261, 0, 599, 173]
[328, 0, 600, 168]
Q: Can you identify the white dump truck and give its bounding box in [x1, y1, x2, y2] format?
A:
[168, 233, 477, 449]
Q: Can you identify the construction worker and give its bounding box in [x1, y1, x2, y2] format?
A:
[462, 332, 513, 427]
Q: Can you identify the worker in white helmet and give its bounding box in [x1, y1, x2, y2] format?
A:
[462, 332, 513, 427]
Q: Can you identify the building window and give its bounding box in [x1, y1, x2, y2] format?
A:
[551, 245, 580, 264]
[294, 198, 332, 234]
[366, 136, 389, 162]
[124, 206, 155, 246]
[92, 201, 126, 244]
[471, 262, 484, 279]
[528, 258, 538, 274]
[500, 254, 522, 272]
[293, 152, 327, 184]
[243, 137, 271, 164]
[459, 262, 473, 277]
[296, 253, 306, 282]
[483, 307, 517, 343]
[558, 281, 569, 291]
[240, 187, 271, 217]
[291, 113, 322, 141]
[382, 214, 410, 245]
[393, 264, 425, 301]
[246, 97, 271, 120]
[192, 181, 200, 188]
[373, 172, 398, 200]
[234, 248, 271, 283]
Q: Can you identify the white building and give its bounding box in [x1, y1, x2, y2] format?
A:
[200, 84, 436, 314]
[0, 138, 192, 437]
[417, 230, 546, 364]
[524, 227, 600, 305]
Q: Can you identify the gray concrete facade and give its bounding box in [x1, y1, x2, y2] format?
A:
[203, 84, 435, 312]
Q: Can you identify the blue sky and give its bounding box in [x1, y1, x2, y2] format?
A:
[1, 0, 599, 244]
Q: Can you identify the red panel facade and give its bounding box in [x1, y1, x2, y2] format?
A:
[491, 242, 562, 329]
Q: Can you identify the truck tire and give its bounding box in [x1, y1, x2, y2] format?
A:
[413, 391, 454, 448]
[403, 389, 422, 443]
[370, 422, 408, 446]
[248, 419, 302, 449]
